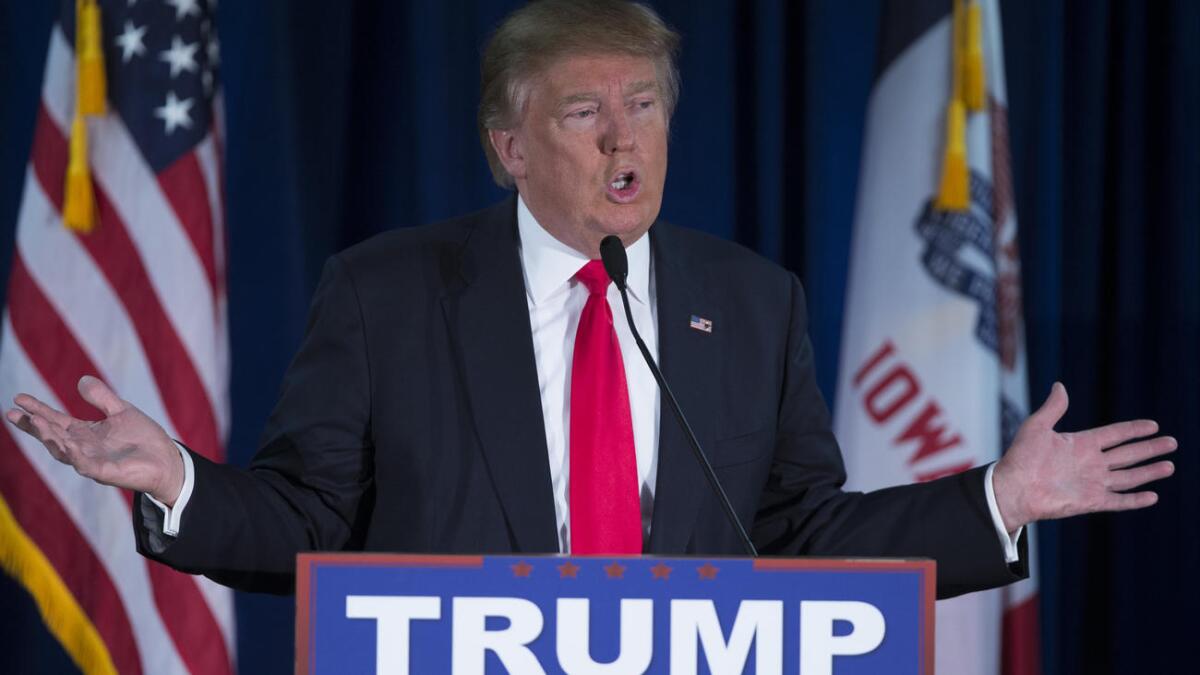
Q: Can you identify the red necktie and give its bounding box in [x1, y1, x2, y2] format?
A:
[569, 260, 642, 554]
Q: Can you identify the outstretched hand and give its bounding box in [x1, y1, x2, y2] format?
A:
[992, 382, 1177, 533]
[6, 376, 183, 505]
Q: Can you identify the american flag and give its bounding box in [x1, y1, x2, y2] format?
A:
[0, 0, 233, 673]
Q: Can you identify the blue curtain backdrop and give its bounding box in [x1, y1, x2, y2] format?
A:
[1, 1, 1196, 673]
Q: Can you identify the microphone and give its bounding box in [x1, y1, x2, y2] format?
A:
[599, 235, 758, 557]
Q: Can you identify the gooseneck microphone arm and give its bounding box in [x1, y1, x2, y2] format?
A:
[599, 236, 758, 557]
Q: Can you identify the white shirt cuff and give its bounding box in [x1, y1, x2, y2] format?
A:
[143, 441, 195, 537]
[984, 462, 1022, 563]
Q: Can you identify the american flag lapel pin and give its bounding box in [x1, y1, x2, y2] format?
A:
[689, 315, 713, 333]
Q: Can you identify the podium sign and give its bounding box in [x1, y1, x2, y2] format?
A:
[296, 554, 933, 674]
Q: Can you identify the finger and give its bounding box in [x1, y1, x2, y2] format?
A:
[1105, 436, 1177, 470]
[27, 414, 71, 464]
[8, 409, 53, 442]
[77, 375, 125, 417]
[7, 410, 44, 443]
[13, 408, 72, 455]
[1107, 460, 1175, 492]
[1103, 491, 1159, 511]
[1029, 382, 1069, 430]
[1080, 419, 1160, 450]
[12, 393, 74, 428]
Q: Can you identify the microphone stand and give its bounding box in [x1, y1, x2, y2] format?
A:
[601, 236, 758, 557]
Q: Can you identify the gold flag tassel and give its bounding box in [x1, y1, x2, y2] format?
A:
[963, 0, 987, 111]
[63, 116, 94, 233]
[64, 0, 106, 233]
[76, 0, 106, 115]
[936, 100, 970, 211]
[936, 0, 970, 212]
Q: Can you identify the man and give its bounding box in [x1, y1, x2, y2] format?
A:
[7, 0, 1175, 597]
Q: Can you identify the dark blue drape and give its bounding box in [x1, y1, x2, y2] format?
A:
[1, 2, 1196, 673]
[1005, 2, 1200, 673]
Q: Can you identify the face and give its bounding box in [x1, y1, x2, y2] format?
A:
[490, 54, 669, 258]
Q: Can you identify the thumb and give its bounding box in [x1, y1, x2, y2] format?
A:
[1030, 381, 1069, 430]
[77, 376, 125, 417]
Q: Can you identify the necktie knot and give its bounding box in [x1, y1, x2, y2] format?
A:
[575, 260, 611, 297]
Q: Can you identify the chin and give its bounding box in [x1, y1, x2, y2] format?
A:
[601, 204, 657, 236]
[595, 220, 649, 245]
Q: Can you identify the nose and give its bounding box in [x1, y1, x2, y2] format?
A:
[601, 108, 637, 154]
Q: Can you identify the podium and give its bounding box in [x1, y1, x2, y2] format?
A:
[296, 553, 934, 674]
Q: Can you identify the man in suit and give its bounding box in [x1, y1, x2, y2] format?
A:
[7, 0, 1176, 598]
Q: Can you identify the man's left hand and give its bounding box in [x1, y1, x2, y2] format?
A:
[992, 382, 1177, 533]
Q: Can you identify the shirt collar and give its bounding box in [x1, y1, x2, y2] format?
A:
[516, 193, 651, 307]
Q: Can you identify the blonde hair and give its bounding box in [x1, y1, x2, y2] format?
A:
[478, 0, 681, 188]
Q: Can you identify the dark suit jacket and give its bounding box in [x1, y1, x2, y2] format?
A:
[135, 196, 1026, 597]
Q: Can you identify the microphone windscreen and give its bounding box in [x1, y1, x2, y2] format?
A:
[600, 235, 628, 290]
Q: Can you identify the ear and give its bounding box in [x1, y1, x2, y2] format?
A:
[488, 128, 527, 181]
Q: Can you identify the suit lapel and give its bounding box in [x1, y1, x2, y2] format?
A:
[646, 224, 723, 553]
[441, 198, 559, 553]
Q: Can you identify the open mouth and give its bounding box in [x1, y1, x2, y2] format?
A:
[606, 169, 640, 202]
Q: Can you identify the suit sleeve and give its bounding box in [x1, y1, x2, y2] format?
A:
[133, 255, 375, 594]
[750, 273, 1027, 599]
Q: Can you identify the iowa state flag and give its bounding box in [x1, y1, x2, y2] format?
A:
[833, 1, 1040, 674]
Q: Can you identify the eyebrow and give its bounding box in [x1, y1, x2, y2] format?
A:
[624, 80, 659, 96]
[555, 80, 661, 109]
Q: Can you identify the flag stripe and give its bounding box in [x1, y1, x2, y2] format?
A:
[194, 568, 237, 658]
[0, 431, 138, 675]
[0, 312, 187, 675]
[1001, 595, 1041, 675]
[5, 255, 232, 675]
[29, 104, 223, 464]
[201, 130, 228, 287]
[194, 135, 226, 303]
[194, 136, 231, 441]
[983, 0, 1042, 664]
[145, 564, 234, 675]
[158, 152, 219, 301]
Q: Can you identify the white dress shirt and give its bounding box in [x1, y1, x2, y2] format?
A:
[515, 195, 660, 552]
[147, 193, 1021, 562]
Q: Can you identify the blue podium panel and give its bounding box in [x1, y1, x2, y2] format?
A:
[296, 554, 934, 675]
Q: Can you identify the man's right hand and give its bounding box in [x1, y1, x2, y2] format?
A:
[6, 375, 184, 505]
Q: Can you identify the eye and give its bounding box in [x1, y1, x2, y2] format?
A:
[629, 98, 657, 114]
[568, 108, 597, 120]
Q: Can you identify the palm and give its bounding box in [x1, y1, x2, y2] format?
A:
[994, 383, 1176, 531]
[6, 376, 181, 502]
